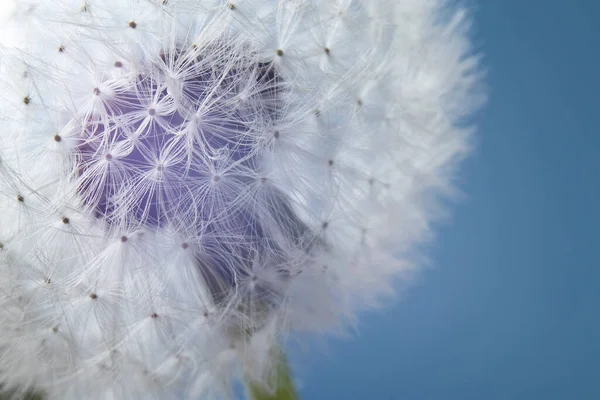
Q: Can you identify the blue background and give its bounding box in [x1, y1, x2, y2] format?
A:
[294, 1, 599, 399]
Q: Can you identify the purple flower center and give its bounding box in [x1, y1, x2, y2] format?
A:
[75, 50, 310, 303]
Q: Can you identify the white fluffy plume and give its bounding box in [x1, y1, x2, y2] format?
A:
[0, 0, 482, 398]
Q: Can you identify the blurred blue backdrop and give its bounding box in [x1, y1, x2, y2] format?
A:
[293, 1, 599, 399]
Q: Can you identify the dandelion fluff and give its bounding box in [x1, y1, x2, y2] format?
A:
[0, 0, 483, 398]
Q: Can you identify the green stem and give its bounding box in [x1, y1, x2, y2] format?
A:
[246, 347, 299, 400]
[0, 388, 45, 400]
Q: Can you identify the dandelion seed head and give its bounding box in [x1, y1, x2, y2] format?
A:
[0, 0, 483, 398]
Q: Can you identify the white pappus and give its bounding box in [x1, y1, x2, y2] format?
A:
[0, 0, 483, 399]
